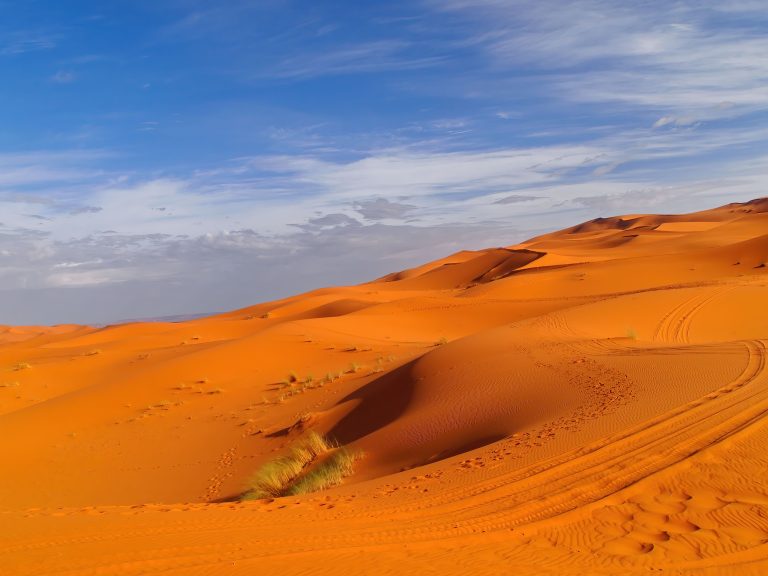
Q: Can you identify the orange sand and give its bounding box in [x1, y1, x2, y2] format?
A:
[1, 198, 767, 574]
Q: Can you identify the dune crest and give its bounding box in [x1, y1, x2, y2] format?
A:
[2, 198, 768, 575]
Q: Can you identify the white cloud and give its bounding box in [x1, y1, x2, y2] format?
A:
[51, 70, 75, 84]
[431, 1, 768, 118]
[268, 40, 445, 79]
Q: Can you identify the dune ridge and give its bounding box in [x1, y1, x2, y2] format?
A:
[1, 198, 767, 575]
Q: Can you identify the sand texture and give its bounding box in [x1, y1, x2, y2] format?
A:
[1, 198, 768, 574]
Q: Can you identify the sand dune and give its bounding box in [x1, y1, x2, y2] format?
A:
[1, 198, 768, 575]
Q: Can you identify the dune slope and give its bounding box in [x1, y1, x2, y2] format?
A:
[1, 198, 768, 575]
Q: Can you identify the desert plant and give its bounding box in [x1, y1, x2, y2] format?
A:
[12, 362, 31, 371]
[286, 448, 361, 496]
[242, 431, 332, 500]
[435, 337, 448, 346]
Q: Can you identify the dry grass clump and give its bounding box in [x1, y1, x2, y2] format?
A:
[12, 362, 31, 371]
[242, 432, 360, 500]
[286, 448, 359, 496]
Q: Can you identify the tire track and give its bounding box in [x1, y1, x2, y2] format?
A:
[653, 285, 737, 344]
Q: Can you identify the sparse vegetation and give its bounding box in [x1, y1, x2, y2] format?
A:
[12, 362, 30, 371]
[626, 327, 638, 340]
[242, 432, 360, 500]
[84, 349, 102, 356]
[435, 337, 449, 346]
[348, 362, 360, 374]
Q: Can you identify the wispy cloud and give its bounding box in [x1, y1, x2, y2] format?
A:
[269, 40, 445, 79]
[430, 1, 768, 119]
[0, 30, 57, 55]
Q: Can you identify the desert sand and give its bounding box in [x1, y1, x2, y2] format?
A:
[1, 198, 767, 575]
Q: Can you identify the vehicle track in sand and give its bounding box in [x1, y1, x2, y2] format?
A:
[653, 284, 738, 344]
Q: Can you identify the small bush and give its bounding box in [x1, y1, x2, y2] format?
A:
[12, 362, 31, 371]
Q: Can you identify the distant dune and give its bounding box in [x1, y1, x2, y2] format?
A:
[1, 198, 767, 575]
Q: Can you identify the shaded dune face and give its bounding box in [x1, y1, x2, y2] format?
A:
[2, 198, 768, 575]
[376, 248, 543, 287]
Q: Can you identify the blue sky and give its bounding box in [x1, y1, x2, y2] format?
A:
[2, 0, 768, 324]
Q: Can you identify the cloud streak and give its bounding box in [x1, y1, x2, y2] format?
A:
[431, 1, 768, 119]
